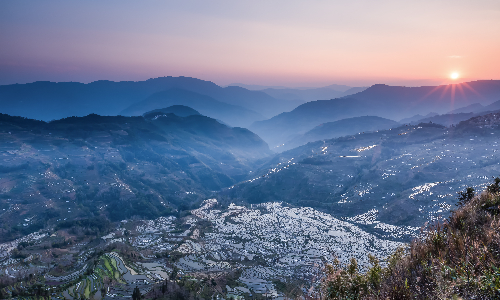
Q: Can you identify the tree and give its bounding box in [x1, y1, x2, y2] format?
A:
[162, 282, 167, 295]
[487, 177, 500, 194]
[132, 286, 141, 300]
[348, 257, 358, 277]
[170, 266, 179, 281]
[366, 254, 382, 291]
[457, 187, 475, 206]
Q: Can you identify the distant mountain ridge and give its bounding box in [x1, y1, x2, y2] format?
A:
[350, 81, 500, 118]
[228, 83, 367, 103]
[399, 112, 439, 124]
[143, 105, 201, 118]
[281, 116, 399, 151]
[250, 97, 383, 147]
[400, 100, 500, 126]
[448, 103, 486, 114]
[250, 80, 500, 147]
[447, 99, 500, 114]
[0, 76, 296, 124]
[120, 88, 263, 127]
[258, 86, 366, 103]
[228, 83, 354, 92]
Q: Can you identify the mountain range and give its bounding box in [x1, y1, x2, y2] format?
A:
[280, 116, 399, 151]
[2, 77, 500, 300]
[250, 80, 500, 148]
[254, 86, 366, 102]
[0, 77, 301, 126]
[120, 88, 263, 127]
[226, 114, 500, 239]
[398, 100, 500, 126]
[0, 109, 271, 242]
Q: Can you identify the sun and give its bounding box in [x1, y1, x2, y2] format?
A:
[450, 72, 459, 80]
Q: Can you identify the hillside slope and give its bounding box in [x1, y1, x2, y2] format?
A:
[227, 114, 500, 240]
[321, 178, 500, 299]
[0, 113, 271, 242]
[282, 116, 398, 151]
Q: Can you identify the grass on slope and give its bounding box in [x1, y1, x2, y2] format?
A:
[322, 178, 500, 299]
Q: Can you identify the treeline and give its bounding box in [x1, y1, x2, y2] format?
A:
[321, 178, 500, 299]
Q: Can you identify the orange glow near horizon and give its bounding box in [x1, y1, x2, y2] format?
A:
[0, 1, 499, 87]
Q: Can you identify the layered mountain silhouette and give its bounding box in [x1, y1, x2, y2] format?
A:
[401, 109, 500, 127]
[399, 112, 439, 124]
[448, 103, 486, 114]
[349, 81, 500, 117]
[212, 85, 302, 118]
[0, 76, 297, 125]
[0, 111, 271, 234]
[258, 86, 366, 102]
[447, 99, 500, 114]
[399, 100, 500, 126]
[229, 83, 366, 103]
[143, 105, 202, 118]
[281, 116, 399, 151]
[121, 88, 263, 127]
[250, 97, 382, 147]
[251, 80, 500, 147]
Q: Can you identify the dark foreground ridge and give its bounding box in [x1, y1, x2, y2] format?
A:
[322, 178, 500, 299]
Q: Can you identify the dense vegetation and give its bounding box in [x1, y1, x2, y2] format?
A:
[321, 178, 500, 299]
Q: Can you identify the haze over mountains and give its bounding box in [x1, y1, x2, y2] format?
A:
[2, 77, 500, 151]
[2, 77, 498, 138]
[228, 83, 367, 102]
[2, 76, 500, 300]
[120, 88, 263, 127]
[142, 105, 202, 118]
[281, 116, 399, 151]
[2, 78, 500, 237]
[3, 102, 500, 245]
[2, 77, 500, 233]
[226, 115, 500, 238]
[250, 80, 500, 148]
[0, 77, 302, 126]
[0, 109, 271, 241]
[397, 100, 500, 127]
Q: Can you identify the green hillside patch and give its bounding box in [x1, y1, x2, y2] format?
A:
[103, 257, 113, 273]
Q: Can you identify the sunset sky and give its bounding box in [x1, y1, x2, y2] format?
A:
[1, 0, 499, 87]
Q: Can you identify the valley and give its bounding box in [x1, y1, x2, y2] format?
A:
[227, 117, 500, 236]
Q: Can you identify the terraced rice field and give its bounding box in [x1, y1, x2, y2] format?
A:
[39, 252, 165, 300]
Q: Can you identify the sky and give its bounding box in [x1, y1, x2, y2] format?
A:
[1, 0, 499, 87]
